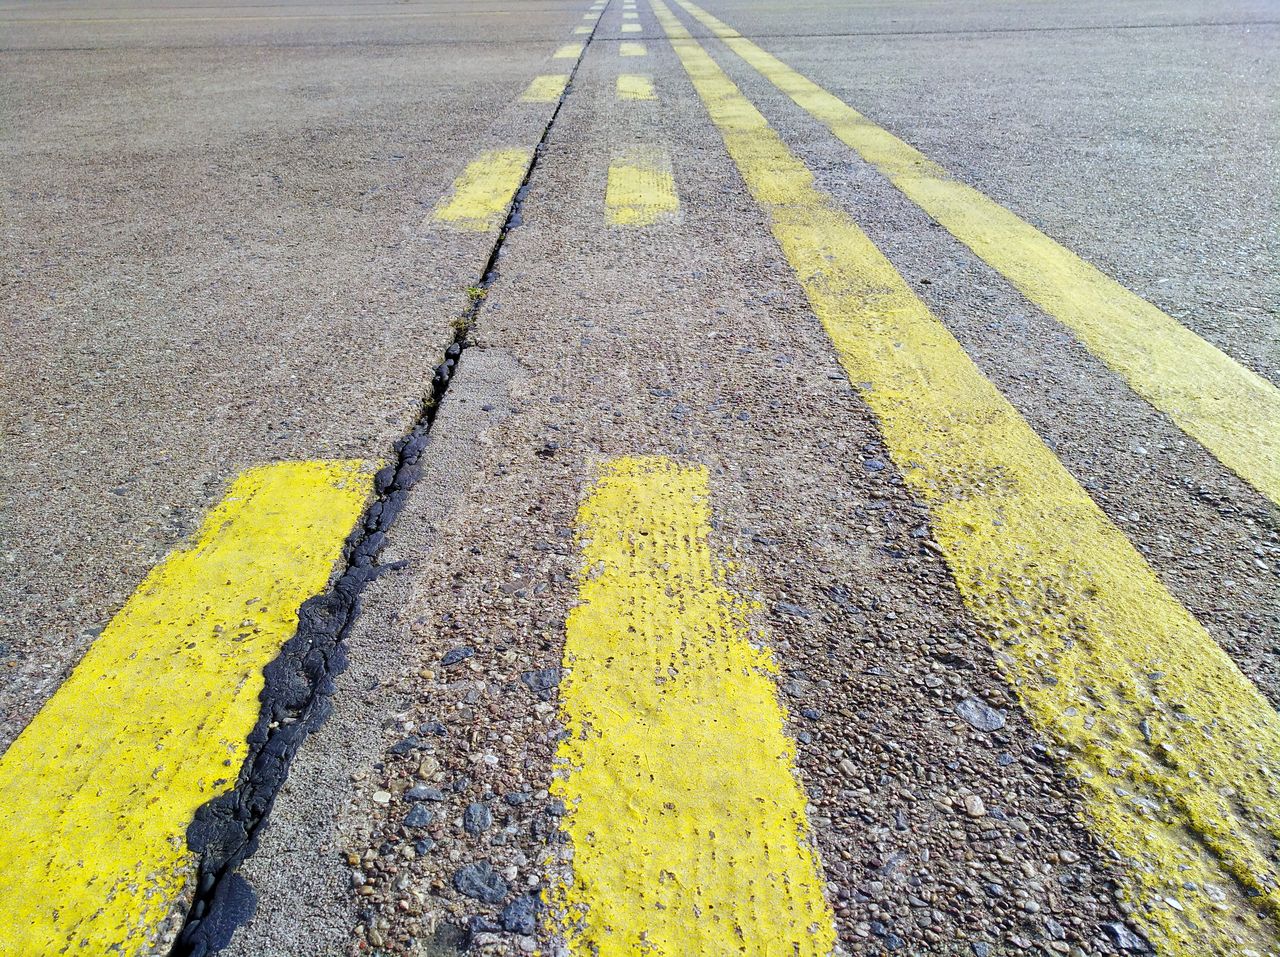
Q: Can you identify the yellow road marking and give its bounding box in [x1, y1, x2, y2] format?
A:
[623, 10, 638, 17]
[621, 21, 641, 31]
[616, 73, 656, 100]
[573, 24, 590, 33]
[674, 0, 1280, 507]
[521, 74, 570, 102]
[651, 2, 1280, 953]
[550, 456, 836, 957]
[605, 149, 679, 226]
[619, 40, 646, 56]
[0, 461, 370, 956]
[428, 148, 532, 232]
[554, 41, 584, 58]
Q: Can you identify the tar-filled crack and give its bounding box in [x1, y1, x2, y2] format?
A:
[169, 22, 598, 957]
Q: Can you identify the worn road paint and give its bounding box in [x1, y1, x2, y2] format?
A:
[673, 0, 1280, 507]
[652, 2, 1280, 953]
[0, 461, 370, 956]
[623, 10, 639, 17]
[549, 455, 836, 957]
[573, 24, 590, 33]
[619, 40, 646, 56]
[616, 73, 656, 100]
[429, 148, 532, 232]
[605, 149, 678, 226]
[554, 41, 584, 58]
[620, 21, 641, 31]
[522, 74, 570, 102]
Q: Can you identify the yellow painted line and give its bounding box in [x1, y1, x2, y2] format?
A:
[554, 41, 584, 58]
[605, 149, 679, 226]
[521, 74, 570, 102]
[674, 0, 1280, 507]
[620, 21, 641, 31]
[428, 148, 532, 232]
[619, 40, 646, 56]
[549, 455, 836, 957]
[651, 2, 1280, 953]
[0, 461, 370, 956]
[573, 23, 590, 33]
[623, 10, 639, 17]
[616, 73, 656, 100]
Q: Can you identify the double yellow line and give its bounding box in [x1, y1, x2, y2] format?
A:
[648, 1, 1280, 954]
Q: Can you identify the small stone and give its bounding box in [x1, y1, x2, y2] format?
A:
[1101, 921, 1151, 953]
[838, 758, 857, 778]
[776, 601, 812, 618]
[505, 791, 533, 806]
[371, 790, 392, 805]
[963, 794, 986, 817]
[405, 784, 446, 802]
[454, 861, 509, 904]
[403, 804, 433, 828]
[971, 944, 991, 957]
[464, 802, 493, 835]
[500, 894, 540, 935]
[442, 647, 475, 667]
[956, 698, 1006, 732]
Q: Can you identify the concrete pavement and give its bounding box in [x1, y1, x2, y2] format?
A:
[1, 0, 1276, 955]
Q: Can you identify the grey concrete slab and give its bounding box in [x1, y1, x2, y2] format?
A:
[0, 1, 583, 747]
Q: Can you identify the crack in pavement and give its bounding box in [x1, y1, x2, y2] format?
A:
[168, 17, 602, 956]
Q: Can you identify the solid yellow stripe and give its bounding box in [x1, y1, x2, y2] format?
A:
[615, 73, 656, 100]
[521, 73, 570, 102]
[674, 0, 1280, 507]
[0, 461, 371, 955]
[605, 149, 678, 226]
[650, 2, 1280, 953]
[619, 40, 646, 56]
[550, 455, 836, 957]
[553, 41, 584, 58]
[429, 148, 532, 232]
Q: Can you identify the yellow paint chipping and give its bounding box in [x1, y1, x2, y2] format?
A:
[616, 73, 656, 100]
[550, 455, 836, 957]
[619, 40, 646, 56]
[652, 2, 1280, 953]
[522, 74, 570, 102]
[606, 149, 678, 226]
[429, 148, 532, 232]
[674, 0, 1280, 507]
[0, 460, 371, 955]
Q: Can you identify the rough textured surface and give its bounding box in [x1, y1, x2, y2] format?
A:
[2, 0, 1276, 955]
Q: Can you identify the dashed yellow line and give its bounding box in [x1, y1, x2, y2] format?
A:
[554, 41, 584, 59]
[616, 73, 656, 100]
[674, 0, 1280, 507]
[549, 456, 835, 957]
[619, 40, 646, 56]
[573, 24, 590, 33]
[0, 461, 371, 956]
[605, 149, 679, 226]
[428, 148, 532, 232]
[651, 2, 1280, 953]
[620, 21, 641, 31]
[521, 74, 570, 102]
[623, 10, 639, 17]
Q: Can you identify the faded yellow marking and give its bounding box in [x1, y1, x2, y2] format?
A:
[605, 149, 679, 226]
[675, 0, 1280, 507]
[573, 23, 590, 33]
[429, 148, 531, 232]
[652, 2, 1280, 953]
[554, 41, 584, 58]
[0, 461, 371, 956]
[619, 39, 646, 55]
[623, 10, 639, 16]
[615, 73, 655, 100]
[620, 21, 641, 31]
[550, 455, 836, 957]
[521, 74, 570, 102]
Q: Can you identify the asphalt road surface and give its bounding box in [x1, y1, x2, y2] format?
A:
[1, 0, 1277, 955]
